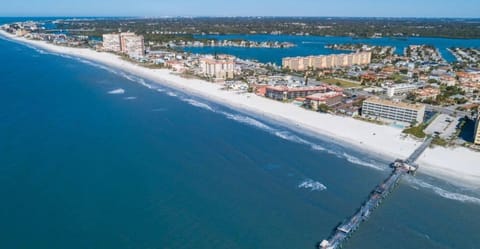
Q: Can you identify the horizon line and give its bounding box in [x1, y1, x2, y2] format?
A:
[2, 15, 480, 20]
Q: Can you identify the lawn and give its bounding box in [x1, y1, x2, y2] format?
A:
[322, 78, 362, 88]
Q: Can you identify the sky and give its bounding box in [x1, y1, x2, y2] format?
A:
[1, 0, 479, 18]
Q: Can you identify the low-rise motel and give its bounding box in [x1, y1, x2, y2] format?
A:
[305, 92, 344, 110]
[475, 111, 480, 145]
[282, 51, 371, 71]
[265, 85, 343, 101]
[362, 97, 426, 125]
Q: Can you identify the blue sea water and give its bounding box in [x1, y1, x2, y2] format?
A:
[184, 34, 480, 64]
[1, 18, 480, 249]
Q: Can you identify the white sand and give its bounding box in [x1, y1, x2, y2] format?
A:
[2, 30, 479, 188]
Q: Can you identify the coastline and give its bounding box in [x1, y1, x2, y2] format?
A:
[2, 30, 479, 189]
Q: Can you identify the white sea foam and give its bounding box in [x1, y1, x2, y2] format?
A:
[166, 91, 178, 97]
[124, 96, 137, 100]
[24, 44, 49, 55]
[341, 153, 385, 171]
[220, 113, 385, 172]
[108, 88, 125, 95]
[407, 177, 480, 205]
[298, 179, 327, 191]
[182, 98, 215, 111]
[222, 113, 275, 131]
[136, 78, 154, 89]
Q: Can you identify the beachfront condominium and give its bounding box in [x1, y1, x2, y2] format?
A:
[102, 33, 121, 52]
[282, 51, 371, 71]
[362, 97, 426, 125]
[200, 55, 235, 80]
[475, 111, 480, 145]
[120, 32, 145, 58]
[102, 32, 145, 58]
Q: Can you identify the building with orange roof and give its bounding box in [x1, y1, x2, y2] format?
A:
[305, 92, 344, 110]
[266, 85, 329, 101]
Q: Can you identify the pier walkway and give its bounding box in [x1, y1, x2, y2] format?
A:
[319, 137, 433, 249]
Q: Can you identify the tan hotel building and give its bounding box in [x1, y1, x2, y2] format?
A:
[362, 97, 425, 124]
[199, 56, 235, 80]
[282, 51, 372, 71]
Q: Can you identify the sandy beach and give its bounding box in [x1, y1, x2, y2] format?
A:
[2, 30, 479, 188]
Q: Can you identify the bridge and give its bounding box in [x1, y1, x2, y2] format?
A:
[318, 137, 433, 249]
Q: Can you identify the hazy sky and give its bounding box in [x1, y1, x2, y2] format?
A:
[1, 0, 480, 18]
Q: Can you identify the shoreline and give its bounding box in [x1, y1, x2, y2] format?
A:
[2, 30, 479, 189]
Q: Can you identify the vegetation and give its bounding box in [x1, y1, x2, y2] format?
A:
[321, 78, 362, 88]
[403, 125, 427, 138]
[354, 116, 385, 125]
[317, 104, 331, 113]
[432, 136, 449, 147]
[55, 17, 480, 39]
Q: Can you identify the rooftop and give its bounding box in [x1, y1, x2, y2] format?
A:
[364, 97, 425, 111]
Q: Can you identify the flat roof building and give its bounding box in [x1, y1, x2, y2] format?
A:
[305, 92, 344, 110]
[385, 83, 421, 98]
[362, 97, 426, 124]
[102, 32, 145, 58]
[282, 52, 371, 71]
[266, 85, 328, 101]
[120, 32, 145, 58]
[102, 33, 121, 52]
[200, 56, 235, 80]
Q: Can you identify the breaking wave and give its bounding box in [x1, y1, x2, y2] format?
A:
[222, 112, 275, 131]
[298, 179, 327, 191]
[181, 98, 215, 112]
[124, 96, 137, 100]
[218, 112, 385, 172]
[108, 88, 125, 95]
[166, 91, 178, 97]
[406, 177, 480, 206]
[341, 153, 385, 171]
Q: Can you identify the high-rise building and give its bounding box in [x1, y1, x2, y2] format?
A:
[282, 52, 371, 71]
[362, 97, 425, 124]
[120, 32, 145, 58]
[199, 56, 235, 80]
[102, 32, 145, 58]
[102, 33, 121, 52]
[474, 111, 480, 145]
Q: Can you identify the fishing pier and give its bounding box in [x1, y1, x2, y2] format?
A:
[319, 137, 433, 249]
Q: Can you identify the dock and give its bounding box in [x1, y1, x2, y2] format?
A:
[319, 137, 433, 249]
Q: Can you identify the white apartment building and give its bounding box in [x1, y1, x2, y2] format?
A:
[362, 97, 426, 124]
[384, 83, 421, 97]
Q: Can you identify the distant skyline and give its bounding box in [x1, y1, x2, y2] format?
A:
[1, 0, 480, 18]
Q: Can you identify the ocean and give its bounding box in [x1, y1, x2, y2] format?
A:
[1, 18, 480, 249]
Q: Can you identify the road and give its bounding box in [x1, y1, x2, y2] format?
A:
[425, 104, 471, 118]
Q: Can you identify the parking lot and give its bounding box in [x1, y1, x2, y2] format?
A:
[424, 114, 460, 139]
